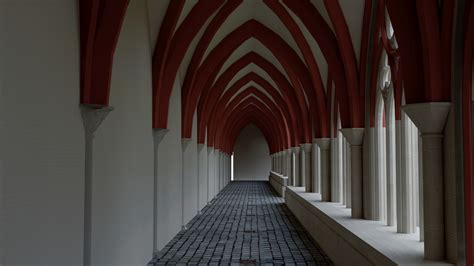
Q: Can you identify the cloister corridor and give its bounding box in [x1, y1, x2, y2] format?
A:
[1, 0, 474, 265]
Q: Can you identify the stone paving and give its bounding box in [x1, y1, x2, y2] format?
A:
[148, 181, 333, 265]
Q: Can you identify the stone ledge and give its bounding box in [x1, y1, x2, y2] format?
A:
[269, 171, 287, 197]
[285, 186, 453, 266]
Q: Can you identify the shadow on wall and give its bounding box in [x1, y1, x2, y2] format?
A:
[233, 124, 271, 181]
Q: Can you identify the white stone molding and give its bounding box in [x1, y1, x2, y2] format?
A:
[80, 105, 113, 266]
[340, 128, 364, 219]
[402, 102, 451, 260]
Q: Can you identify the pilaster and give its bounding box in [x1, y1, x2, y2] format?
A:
[402, 102, 450, 260]
[291, 147, 301, 187]
[80, 105, 113, 266]
[340, 128, 364, 219]
[315, 138, 331, 201]
[301, 143, 313, 192]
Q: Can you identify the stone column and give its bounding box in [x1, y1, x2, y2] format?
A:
[330, 137, 338, 202]
[207, 147, 213, 202]
[197, 144, 205, 215]
[312, 140, 320, 193]
[345, 139, 352, 208]
[293, 147, 301, 186]
[214, 149, 219, 195]
[340, 128, 364, 219]
[301, 144, 313, 192]
[181, 139, 192, 231]
[80, 105, 113, 266]
[285, 149, 291, 178]
[291, 147, 301, 186]
[220, 152, 223, 189]
[382, 90, 397, 226]
[396, 112, 417, 233]
[403, 102, 450, 260]
[277, 152, 281, 174]
[315, 138, 331, 201]
[279, 151, 284, 174]
[281, 151, 287, 176]
[271, 154, 275, 171]
[152, 128, 169, 256]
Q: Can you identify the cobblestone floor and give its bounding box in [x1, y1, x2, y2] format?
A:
[149, 181, 333, 265]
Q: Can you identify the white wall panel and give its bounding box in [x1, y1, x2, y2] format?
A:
[234, 125, 271, 181]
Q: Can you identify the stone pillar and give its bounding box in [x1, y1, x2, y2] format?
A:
[285, 149, 291, 178]
[291, 147, 301, 186]
[281, 150, 287, 176]
[207, 147, 213, 202]
[152, 128, 169, 256]
[272, 153, 276, 172]
[279, 151, 284, 174]
[340, 128, 364, 219]
[315, 138, 331, 201]
[312, 140, 320, 193]
[395, 113, 417, 233]
[276, 152, 281, 173]
[382, 91, 397, 226]
[330, 137, 338, 202]
[301, 144, 312, 192]
[345, 139, 352, 208]
[294, 147, 302, 186]
[221, 152, 224, 189]
[197, 144, 205, 215]
[80, 105, 113, 266]
[181, 139, 192, 231]
[403, 102, 450, 260]
[214, 149, 219, 195]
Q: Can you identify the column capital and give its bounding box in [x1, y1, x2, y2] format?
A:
[80, 105, 113, 138]
[401, 102, 451, 134]
[313, 138, 331, 150]
[197, 143, 206, 152]
[181, 138, 192, 152]
[207, 146, 214, 154]
[300, 143, 312, 152]
[153, 128, 169, 146]
[291, 146, 301, 153]
[340, 128, 364, 146]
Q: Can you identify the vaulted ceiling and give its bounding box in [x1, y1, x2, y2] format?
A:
[147, 0, 367, 154]
[80, 0, 460, 155]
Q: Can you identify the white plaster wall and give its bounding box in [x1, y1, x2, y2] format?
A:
[0, 1, 84, 265]
[90, 0, 154, 264]
[233, 125, 271, 181]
